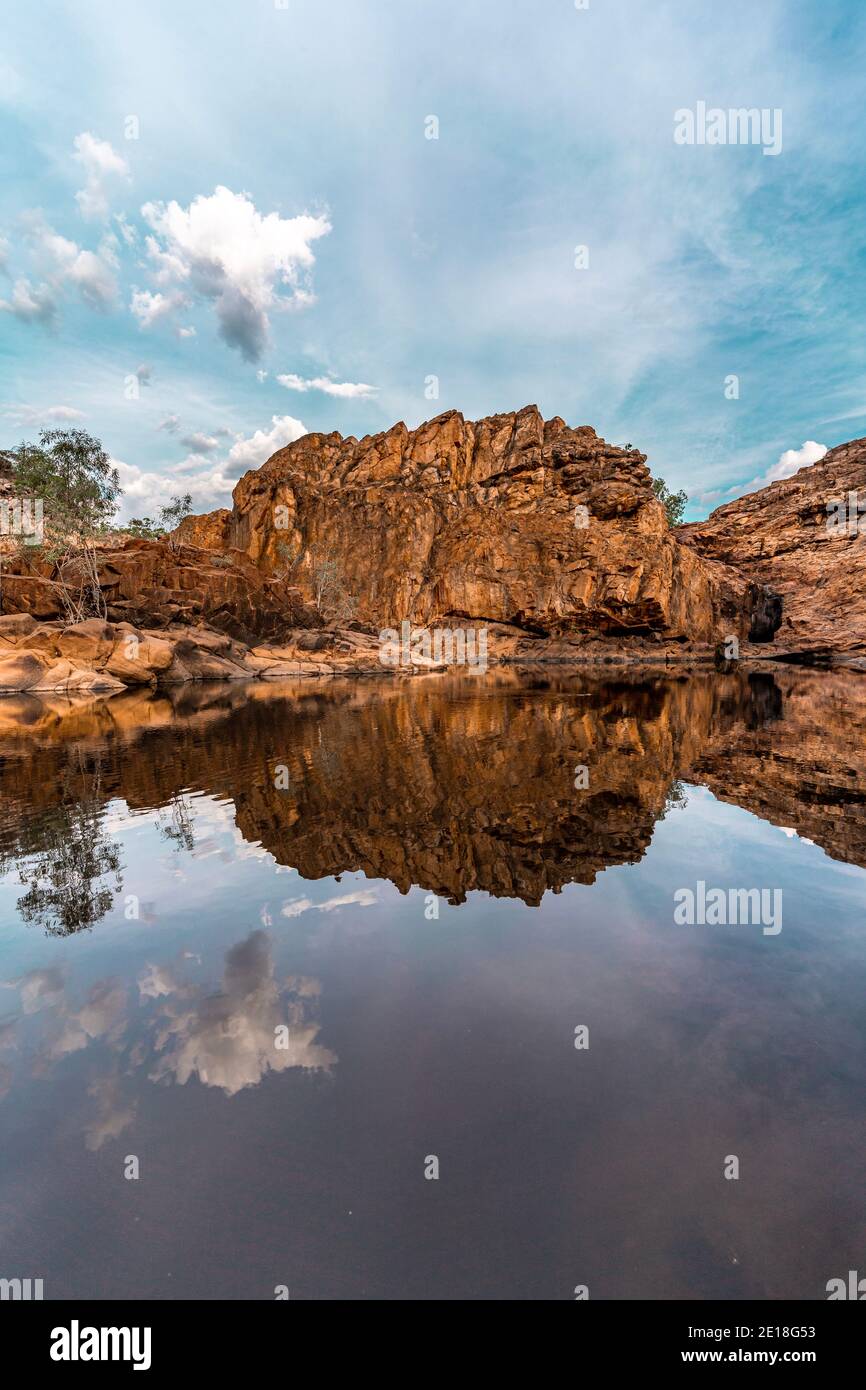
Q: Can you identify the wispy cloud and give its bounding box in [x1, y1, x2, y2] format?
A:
[72, 131, 129, 222]
[277, 373, 378, 399]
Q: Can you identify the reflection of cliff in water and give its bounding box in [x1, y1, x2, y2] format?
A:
[0, 667, 865, 924]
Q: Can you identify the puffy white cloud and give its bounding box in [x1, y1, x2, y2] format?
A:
[130, 287, 188, 328]
[72, 132, 130, 221]
[111, 412, 306, 519]
[277, 372, 378, 399]
[223, 412, 306, 477]
[179, 431, 219, 454]
[140, 186, 331, 359]
[62, 247, 117, 309]
[32, 217, 117, 308]
[0, 276, 58, 324]
[739, 440, 828, 496]
[771, 440, 828, 479]
[112, 454, 231, 516]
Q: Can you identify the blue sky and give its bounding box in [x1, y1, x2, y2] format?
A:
[1, 0, 865, 520]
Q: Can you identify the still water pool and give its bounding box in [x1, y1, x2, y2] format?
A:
[0, 668, 864, 1299]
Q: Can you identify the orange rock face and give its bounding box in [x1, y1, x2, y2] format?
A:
[1, 537, 316, 644]
[679, 436, 866, 663]
[179, 405, 760, 644]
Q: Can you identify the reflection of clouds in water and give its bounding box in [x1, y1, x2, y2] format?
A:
[2, 969, 126, 1059]
[145, 930, 335, 1096]
[0, 932, 334, 1139]
[281, 888, 379, 919]
[49, 980, 127, 1059]
[2, 966, 64, 1014]
[138, 963, 177, 999]
[84, 1072, 136, 1152]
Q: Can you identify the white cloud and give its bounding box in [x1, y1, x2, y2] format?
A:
[739, 440, 828, 496]
[1, 402, 85, 425]
[111, 411, 306, 517]
[130, 286, 188, 328]
[0, 276, 57, 324]
[34, 218, 117, 308]
[180, 431, 219, 454]
[0, 215, 119, 322]
[277, 372, 378, 399]
[112, 454, 232, 516]
[72, 132, 130, 221]
[223, 413, 306, 477]
[114, 212, 137, 247]
[140, 186, 331, 359]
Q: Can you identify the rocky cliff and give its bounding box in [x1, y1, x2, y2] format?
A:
[5, 409, 866, 677]
[0, 536, 315, 644]
[179, 405, 763, 645]
[679, 435, 866, 663]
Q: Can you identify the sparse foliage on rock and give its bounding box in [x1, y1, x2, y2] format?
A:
[652, 476, 689, 528]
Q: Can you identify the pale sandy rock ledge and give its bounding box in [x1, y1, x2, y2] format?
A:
[3, 612, 854, 701]
[0, 614, 444, 694]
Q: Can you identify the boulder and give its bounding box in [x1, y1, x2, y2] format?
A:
[57, 619, 116, 664]
[0, 650, 49, 691]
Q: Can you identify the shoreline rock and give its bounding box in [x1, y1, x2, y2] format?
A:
[1, 610, 844, 699]
[3, 410, 865, 677]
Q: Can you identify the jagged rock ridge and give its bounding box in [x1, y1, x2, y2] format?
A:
[180, 405, 763, 645]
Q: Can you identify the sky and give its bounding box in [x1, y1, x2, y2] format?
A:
[1, 0, 865, 521]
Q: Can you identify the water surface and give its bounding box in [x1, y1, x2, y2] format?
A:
[0, 668, 864, 1299]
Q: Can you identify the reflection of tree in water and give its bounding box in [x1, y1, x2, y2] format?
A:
[7, 753, 123, 936]
[157, 794, 196, 852]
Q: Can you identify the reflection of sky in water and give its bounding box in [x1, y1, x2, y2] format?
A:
[0, 681, 865, 1300]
